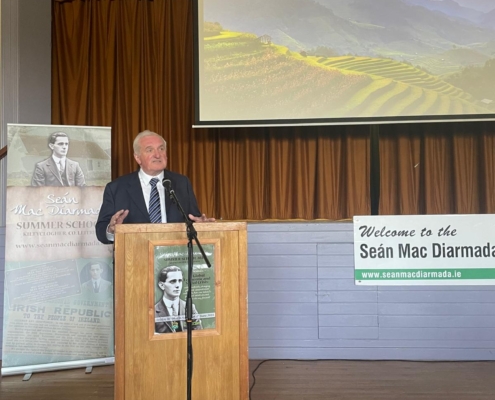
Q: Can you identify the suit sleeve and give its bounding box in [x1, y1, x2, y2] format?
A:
[31, 163, 45, 186]
[184, 177, 201, 217]
[96, 182, 116, 244]
[75, 162, 86, 186]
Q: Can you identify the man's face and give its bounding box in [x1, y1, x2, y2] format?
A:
[89, 264, 102, 280]
[158, 271, 183, 300]
[134, 135, 167, 176]
[49, 137, 69, 158]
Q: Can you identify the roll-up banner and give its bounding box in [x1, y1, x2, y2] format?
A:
[2, 124, 113, 376]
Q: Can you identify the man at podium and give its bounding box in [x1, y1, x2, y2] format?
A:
[95, 130, 214, 244]
[154, 266, 202, 333]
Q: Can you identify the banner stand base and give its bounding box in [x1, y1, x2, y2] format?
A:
[1, 356, 114, 377]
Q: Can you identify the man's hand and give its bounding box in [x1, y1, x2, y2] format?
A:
[108, 209, 130, 234]
[189, 213, 216, 223]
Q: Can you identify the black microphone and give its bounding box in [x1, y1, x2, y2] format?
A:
[162, 169, 173, 198]
[162, 178, 172, 194]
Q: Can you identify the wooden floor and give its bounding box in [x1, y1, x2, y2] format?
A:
[1, 360, 495, 399]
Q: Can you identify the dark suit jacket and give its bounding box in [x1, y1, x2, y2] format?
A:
[95, 170, 201, 244]
[81, 279, 112, 294]
[154, 298, 202, 333]
[31, 157, 85, 187]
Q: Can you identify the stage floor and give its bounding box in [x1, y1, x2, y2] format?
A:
[1, 360, 495, 399]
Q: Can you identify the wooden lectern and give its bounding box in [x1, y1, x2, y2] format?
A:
[114, 222, 248, 400]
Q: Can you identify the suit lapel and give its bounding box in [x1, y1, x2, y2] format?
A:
[65, 160, 75, 186]
[47, 158, 63, 185]
[165, 186, 173, 222]
[156, 300, 174, 332]
[127, 172, 150, 222]
[179, 300, 186, 331]
[165, 173, 182, 223]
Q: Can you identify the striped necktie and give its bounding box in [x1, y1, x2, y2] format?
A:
[149, 178, 162, 223]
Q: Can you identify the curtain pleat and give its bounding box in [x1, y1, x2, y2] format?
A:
[345, 131, 371, 217]
[452, 126, 479, 214]
[379, 124, 423, 215]
[481, 125, 495, 214]
[316, 129, 346, 218]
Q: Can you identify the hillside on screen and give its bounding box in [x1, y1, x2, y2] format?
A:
[197, 0, 495, 124]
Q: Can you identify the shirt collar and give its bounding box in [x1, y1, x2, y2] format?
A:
[52, 155, 65, 164]
[139, 169, 164, 186]
[162, 297, 179, 309]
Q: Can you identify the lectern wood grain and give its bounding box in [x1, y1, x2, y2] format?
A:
[114, 222, 248, 400]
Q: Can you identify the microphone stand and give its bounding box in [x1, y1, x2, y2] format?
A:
[163, 179, 211, 400]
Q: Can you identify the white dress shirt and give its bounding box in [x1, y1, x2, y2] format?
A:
[163, 297, 180, 317]
[52, 155, 66, 172]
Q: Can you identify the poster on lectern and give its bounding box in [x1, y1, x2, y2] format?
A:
[2, 124, 113, 375]
[152, 243, 217, 336]
[354, 214, 495, 286]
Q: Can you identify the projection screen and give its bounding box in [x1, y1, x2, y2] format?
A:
[194, 0, 495, 127]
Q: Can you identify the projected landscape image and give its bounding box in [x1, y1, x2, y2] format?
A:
[198, 0, 495, 123]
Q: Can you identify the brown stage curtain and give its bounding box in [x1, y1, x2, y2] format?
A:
[52, 0, 370, 220]
[379, 122, 495, 215]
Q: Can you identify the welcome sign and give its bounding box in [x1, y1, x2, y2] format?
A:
[354, 215, 495, 286]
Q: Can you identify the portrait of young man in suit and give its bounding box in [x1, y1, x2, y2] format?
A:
[81, 262, 112, 294]
[154, 266, 202, 334]
[31, 131, 85, 187]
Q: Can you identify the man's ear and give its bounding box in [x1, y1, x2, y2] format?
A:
[134, 153, 141, 165]
[48, 143, 55, 151]
[158, 281, 165, 290]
